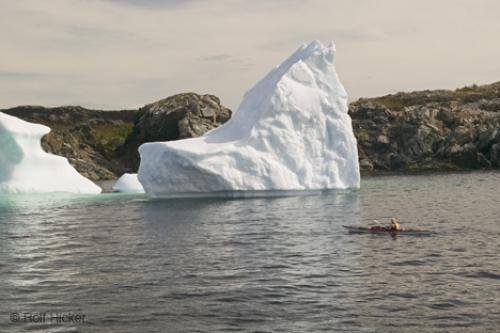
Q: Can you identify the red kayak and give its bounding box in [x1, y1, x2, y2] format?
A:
[343, 225, 432, 236]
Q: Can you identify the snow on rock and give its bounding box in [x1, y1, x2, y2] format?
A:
[0, 112, 102, 194]
[112, 173, 145, 193]
[138, 40, 360, 197]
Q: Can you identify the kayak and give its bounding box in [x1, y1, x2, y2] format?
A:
[343, 225, 433, 236]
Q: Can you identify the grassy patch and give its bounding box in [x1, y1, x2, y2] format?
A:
[92, 122, 134, 152]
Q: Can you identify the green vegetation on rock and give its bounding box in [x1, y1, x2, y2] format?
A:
[92, 122, 134, 153]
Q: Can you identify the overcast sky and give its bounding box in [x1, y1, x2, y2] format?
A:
[1, 0, 499, 110]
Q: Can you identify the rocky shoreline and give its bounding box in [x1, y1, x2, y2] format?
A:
[2, 82, 499, 180]
[351, 82, 500, 174]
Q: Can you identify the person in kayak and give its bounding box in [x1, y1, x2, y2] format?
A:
[369, 218, 402, 232]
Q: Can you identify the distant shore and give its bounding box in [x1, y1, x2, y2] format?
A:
[2, 82, 499, 181]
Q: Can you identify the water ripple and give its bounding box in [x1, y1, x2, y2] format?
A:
[0, 172, 499, 332]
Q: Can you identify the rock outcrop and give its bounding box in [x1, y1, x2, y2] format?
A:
[119, 93, 231, 171]
[350, 82, 500, 173]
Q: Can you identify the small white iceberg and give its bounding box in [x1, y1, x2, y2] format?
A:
[112, 173, 145, 193]
[0, 112, 101, 194]
[138, 40, 360, 197]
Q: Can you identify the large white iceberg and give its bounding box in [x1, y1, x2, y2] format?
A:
[0, 112, 101, 194]
[138, 40, 360, 197]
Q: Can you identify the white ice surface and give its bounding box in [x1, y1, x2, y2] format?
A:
[0, 112, 102, 194]
[138, 40, 360, 197]
[112, 173, 145, 193]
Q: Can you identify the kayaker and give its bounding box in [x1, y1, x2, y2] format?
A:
[389, 218, 402, 231]
[369, 218, 402, 232]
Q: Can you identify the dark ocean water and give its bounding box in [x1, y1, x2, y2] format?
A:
[0, 172, 499, 333]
